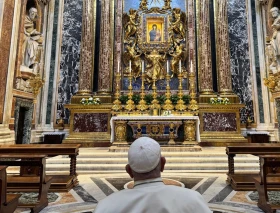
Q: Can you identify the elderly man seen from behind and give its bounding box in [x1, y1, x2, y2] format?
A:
[94, 137, 212, 213]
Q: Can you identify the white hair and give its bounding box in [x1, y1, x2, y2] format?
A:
[29, 7, 38, 14]
[270, 7, 279, 13]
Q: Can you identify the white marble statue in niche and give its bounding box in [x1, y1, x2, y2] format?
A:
[21, 7, 43, 74]
[270, 7, 280, 73]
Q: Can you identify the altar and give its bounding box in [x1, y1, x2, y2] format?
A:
[110, 116, 200, 146]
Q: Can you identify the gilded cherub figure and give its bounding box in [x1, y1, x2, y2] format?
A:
[123, 9, 139, 41]
[163, 0, 172, 10]
[170, 8, 187, 40]
[139, 0, 148, 10]
[123, 43, 142, 79]
[169, 43, 187, 76]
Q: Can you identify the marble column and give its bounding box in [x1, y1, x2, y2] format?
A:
[98, 0, 113, 95]
[197, 0, 214, 94]
[215, 0, 233, 94]
[77, 0, 94, 95]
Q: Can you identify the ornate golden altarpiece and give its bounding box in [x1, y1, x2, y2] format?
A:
[63, 0, 246, 147]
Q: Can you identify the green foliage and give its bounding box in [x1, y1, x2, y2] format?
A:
[132, 94, 141, 105]
[182, 95, 190, 105]
[144, 94, 153, 105]
[157, 95, 167, 105]
[170, 95, 179, 105]
[119, 95, 129, 105]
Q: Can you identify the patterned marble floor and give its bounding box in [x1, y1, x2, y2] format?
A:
[15, 173, 279, 213]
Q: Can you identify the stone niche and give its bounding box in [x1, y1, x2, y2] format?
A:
[14, 98, 34, 144]
[14, 0, 45, 90]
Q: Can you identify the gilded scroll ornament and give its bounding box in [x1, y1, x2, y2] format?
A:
[163, 0, 172, 10]
[114, 121, 127, 142]
[184, 120, 196, 142]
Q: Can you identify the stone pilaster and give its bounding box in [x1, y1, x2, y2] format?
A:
[275, 98, 280, 138]
[78, 0, 94, 95]
[215, 0, 233, 94]
[197, 0, 213, 94]
[98, 0, 113, 95]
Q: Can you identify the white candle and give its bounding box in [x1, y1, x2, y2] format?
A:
[129, 60, 131, 73]
[142, 60, 144, 74]
[179, 60, 182, 73]
[190, 60, 194, 73]
[117, 60, 120, 73]
[167, 60, 169, 75]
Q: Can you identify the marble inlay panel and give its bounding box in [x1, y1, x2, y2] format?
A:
[228, 0, 253, 123]
[250, 0, 264, 123]
[73, 113, 109, 132]
[203, 113, 237, 131]
[57, 0, 83, 123]
[46, 0, 60, 124]
[0, 0, 15, 122]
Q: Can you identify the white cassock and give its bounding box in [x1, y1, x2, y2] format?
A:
[93, 178, 212, 213]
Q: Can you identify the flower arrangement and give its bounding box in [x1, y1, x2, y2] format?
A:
[210, 97, 230, 105]
[80, 97, 101, 105]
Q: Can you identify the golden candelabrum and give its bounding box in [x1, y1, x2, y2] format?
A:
[125, 72, 136, 111]
[29, 73, 45, 104]
[136, 72, 149, 112]
[151, 75, 161, 115]
[175, 72, 187, 111]
[188, 63, 199, 113]
[112, 72, 122, 112]
[163, 73, 174, 111]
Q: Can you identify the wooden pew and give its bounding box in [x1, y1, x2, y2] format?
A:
[0, 144, 81, 192]
[254, 155, 280, 213]
[0, 166, 20, 213]
[226, 143, 280, 190]
[0, 154, 53, 213]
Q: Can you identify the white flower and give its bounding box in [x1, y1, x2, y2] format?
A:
[89, 97, 93, 101]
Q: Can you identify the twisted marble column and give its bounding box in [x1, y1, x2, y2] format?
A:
[215, 0, 233, 94]
[98, 0, 113, 94]
[78, 0, 94, 94]
[197, 0, 213, 94]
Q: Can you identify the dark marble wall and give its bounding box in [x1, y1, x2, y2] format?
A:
[57, 0, 83, 123]
[14, 99, 34, 144]
[228, 0, 253, 123]
[203, 113, 237, 131]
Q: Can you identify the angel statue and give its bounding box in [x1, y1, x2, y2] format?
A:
[144, 50, 166, 85]
[170, 8, 187, 40]
[169, 43, 187, 76]
[123, 43, 142, 79]
[139, 0, 148, 10]
[123, 9, 139, 41]
[163, 0, 172, 10]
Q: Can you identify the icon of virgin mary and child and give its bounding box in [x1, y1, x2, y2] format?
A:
[149, 24, 161, 42]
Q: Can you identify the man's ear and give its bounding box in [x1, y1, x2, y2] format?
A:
[125, 164, 134, 178]
[160, 157, 166, 172]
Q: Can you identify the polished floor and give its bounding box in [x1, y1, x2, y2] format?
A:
[14, 172, 278, 213]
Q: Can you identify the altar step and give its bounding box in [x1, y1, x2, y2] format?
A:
[45, 147, 260, 174]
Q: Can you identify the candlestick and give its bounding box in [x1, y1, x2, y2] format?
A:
[179, 60, 182, 73]
[117, 60, 120, 73]
[142, 60, 144, 74]
[129, 60, 132, 73]
[167, 60, 169, 75]
[190, 60, 194, 73]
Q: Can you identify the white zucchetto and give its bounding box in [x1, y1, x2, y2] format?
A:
[128, 137, 161, 173]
